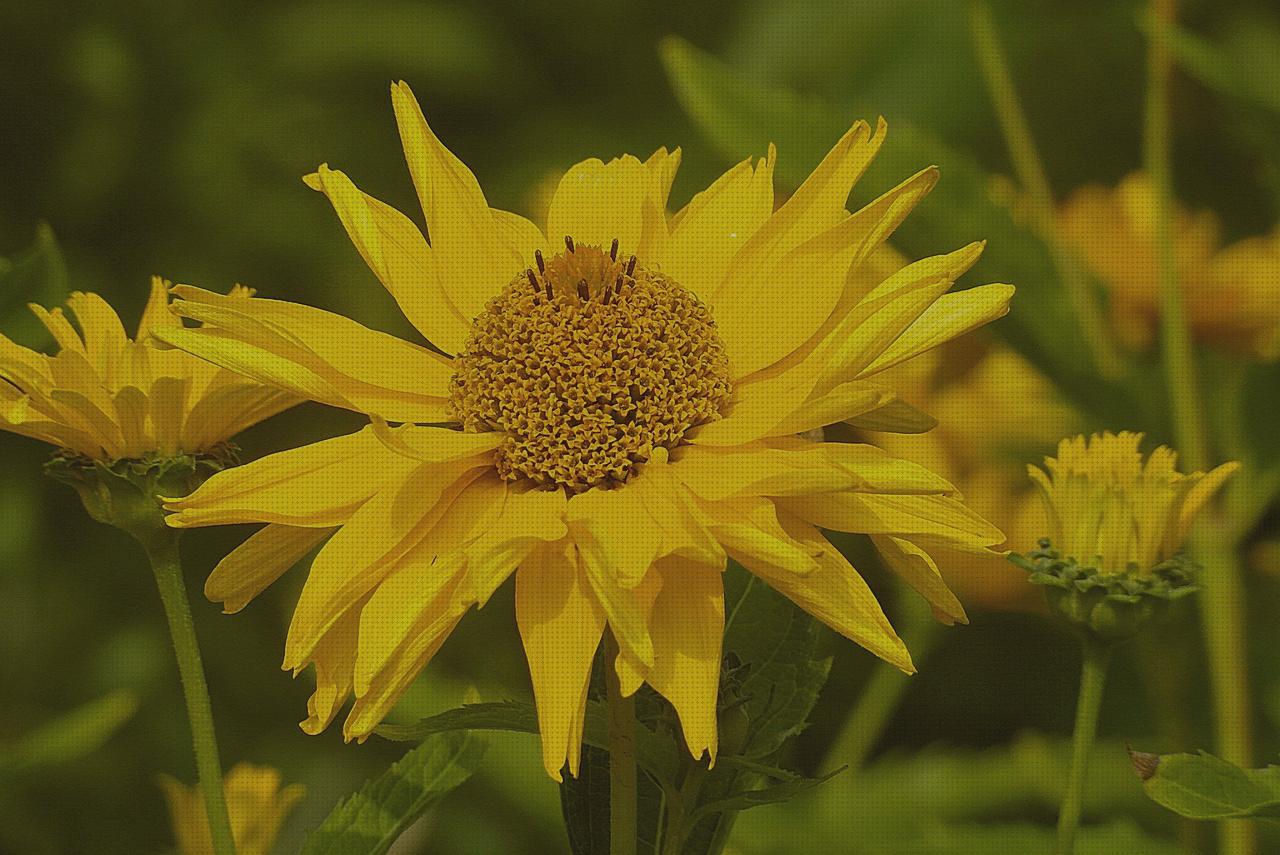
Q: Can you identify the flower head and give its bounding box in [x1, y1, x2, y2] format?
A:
[160, 763, 304, 855]
[0, 277, 298, 460]
[1028, 431, 1238, 575]
[159, 81, 1013, 780]
[1057, 173, 1280, 357]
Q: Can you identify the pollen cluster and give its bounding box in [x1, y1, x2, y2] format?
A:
[449, 240, 732, 492]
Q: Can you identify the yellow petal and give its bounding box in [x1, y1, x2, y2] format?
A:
[843, 396, 938, 434]
[205, 524, 333, 614]
[701, 496, 822, 575]
[1170, 460, 1240, 550]
[300, 601, 362, 735]
[516, 540, 606, 781]
[641, 557, 724, 762]
[769, 383, 889, 436]
[858, 283, 1015, 378]
[66, 291, 129, 381]
[870, 535, 968, 625]
[390, 81, 522, 320]
[663, 150, 774, 300]
[737, 513, 914, 672]
[161, 285, 454, 422]
[547, 155, 649, 256]
[136, 275, 181, 339]
[304, 164, 473, 354]
[566, 480, 664, 588]
[673, 443, 851, 502]
[371, 420, 504, 463]
[180, 382, 298, 452]
[164, 426, 415, 528]
[779, 491, 1005, 553]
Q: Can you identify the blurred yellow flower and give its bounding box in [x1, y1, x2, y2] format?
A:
[1028, 431, 1237, 575]
[0, 277, 298, 460]
[1057, 172, 1280, 357]
[158, 81, 1012, 780]
[160, 763, 304, 855]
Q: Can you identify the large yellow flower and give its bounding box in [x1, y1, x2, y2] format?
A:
[0, 277, 297, 460]
[158, 82, 1013, 780]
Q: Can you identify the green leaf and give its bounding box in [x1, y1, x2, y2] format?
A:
[688, 767, 844, 825]
[300, 731, 487, 855]
[375, 699, 681, 784]
[0, 690, 137, 776]
[658, 36, 1160, 432]
[1134, 748, 1280, 821]
[0, 223, 69, 347]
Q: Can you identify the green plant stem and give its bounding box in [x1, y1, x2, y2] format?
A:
[822, 590, 938, 773]
[1145, 3, 1254, 853]
[661, 760, 709, 855]
[141, 530, 237, 855]
[967, 1, 1125, 379]
[605, 633, 637, 855]
[1055, 638, 1111, 855]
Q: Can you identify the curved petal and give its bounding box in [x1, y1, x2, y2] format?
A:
[870, 534, 967, 625]
[158, 286, 454, 422]
[164, 426, 414, 528]
[857, 283, 1015, 378]
[516, 540, 606, 781]
[304, 164, 473, 354]
[391, 81, 522, 320]
[299, 600, 362, 735]
[778, 491, 1005, 553]
[205, 524, 334, 614]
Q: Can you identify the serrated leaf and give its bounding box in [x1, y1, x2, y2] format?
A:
[0, 223, 69, 347]
[300, 731, 486, 855]
[0, 690, 137, 776]
[659, 36, 1159, 431]
[1134, 748, 1280, 821]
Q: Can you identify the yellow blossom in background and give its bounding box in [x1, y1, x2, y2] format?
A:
[1028, 431, 1238, 575]
[160, 763, 304, 855]
[0, 277, 298, 460]
[1057, 172, 1280, 357]
[158, 81, 1013, 780]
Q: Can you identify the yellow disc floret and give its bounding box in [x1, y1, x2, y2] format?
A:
[449, 239, 732, 492]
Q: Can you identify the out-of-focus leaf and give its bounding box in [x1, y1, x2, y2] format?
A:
[845, 820, 1187, 855]
[659, 36, 1160, 432]
[1133, 748, 1280, 821]
[299, 731, 486, 855]
[375, 699, 681, 784]
[0, 690, 137, 777]
[688, 766, 843, 824]
[0, 223, 69, 347]
[1156, 17, 1280, 117]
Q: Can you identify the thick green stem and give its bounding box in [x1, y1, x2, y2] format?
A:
[968, 1, 1125, 379]
[1144, 2, 1254, 852]
[605, 634, 637, 855]
[1055, 638, 1111, 855]
[142, 530, 237, 855]
[661, 760, 709, 855]
[823, 590, 938, 773]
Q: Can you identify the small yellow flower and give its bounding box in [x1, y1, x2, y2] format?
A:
[158, 81, 1013, 780]
[0, 277, 297, 460]
[1028, 431, 1238, 575]
[1057, 173, 1280, 357]
[160, 763, 305, 855]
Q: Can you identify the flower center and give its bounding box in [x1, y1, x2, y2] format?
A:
[449, 238, 732, 493]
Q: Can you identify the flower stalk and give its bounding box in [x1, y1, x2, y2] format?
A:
[605, 633, 638, 855]
[1055, 636, 1112, 855]
[141, 527, 238, 855]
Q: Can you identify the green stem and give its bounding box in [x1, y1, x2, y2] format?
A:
[967, 1, 1126, 379]
[141, 530, 237, 855]
[605, 633, 637, 855]
[1145, 3, 1254, 852]
[823, 590, 939, 773]
[661, 760, 709, 855]
[1055, 638, 1111, 855]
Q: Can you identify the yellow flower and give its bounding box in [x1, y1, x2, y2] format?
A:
[1028, 431, 1238, 575]
[158, 81, 1013, 780]
[160, 763, 304, 855]
[1057, 172, 1280, 357]
[0, 277, 298, 460]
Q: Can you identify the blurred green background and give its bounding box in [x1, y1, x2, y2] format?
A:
[4, 0, 1280, 853]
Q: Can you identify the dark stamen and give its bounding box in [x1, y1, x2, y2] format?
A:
[577, 278, 590, 301]
[610, 238, 619, 261]
[565, 235, 576, 253]
[544, 277, 554, 300]
[625, 255, 637, 277]
[526, 269, 540, 292]
[534, 249, 545, 273]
